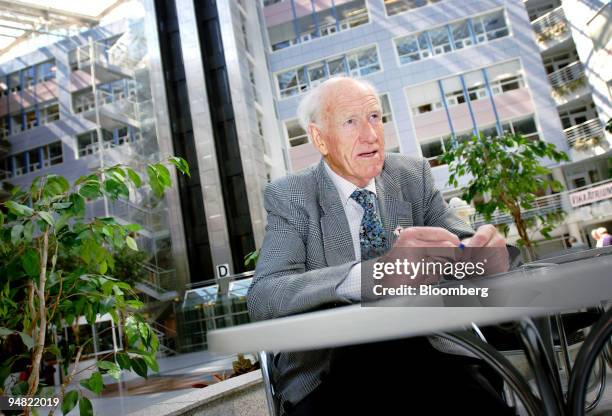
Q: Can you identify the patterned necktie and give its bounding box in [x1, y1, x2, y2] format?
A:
[350, 189, 387, 260]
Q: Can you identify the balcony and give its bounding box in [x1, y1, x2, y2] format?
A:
[548, 61, 590, 105]
[532, 6, 571, 50]
[471, 178, 612, 228]
[564, 118, 605, 149]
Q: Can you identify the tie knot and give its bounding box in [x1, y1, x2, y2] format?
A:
[350, 189, 376, 211]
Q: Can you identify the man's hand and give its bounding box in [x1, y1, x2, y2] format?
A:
[462, 224, 509, 276]
[378, 227, 461, 286]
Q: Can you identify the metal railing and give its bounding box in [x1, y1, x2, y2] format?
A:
[548, 61, 585, 89]
[564, 118, 605, 147]
[471, 178, 612, 227]
[532, 6, 568, 41]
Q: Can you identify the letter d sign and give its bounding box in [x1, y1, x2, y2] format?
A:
[216, 263, 230, 279]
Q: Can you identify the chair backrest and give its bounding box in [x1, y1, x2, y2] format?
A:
[258, 351, 279, 416]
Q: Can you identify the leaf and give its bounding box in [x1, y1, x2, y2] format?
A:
[99, 261, 108, 274]
[22, 248, 40, 278]
[130, 357, 148, 378]
[38, 211, 54, 226]
[61, 390, 79, 415]
[11, 224, 24, 245]
[169, 156, 191, 177]
[125, 167, 142, 187]
[52, 201, 73, 210]
[23, 221, 35, 242]
[126, 236, 138, 251]
[79, 182, 102, 199]
[147, 165, 164, 197]
[116, 352, 131, 370]
[97, 360, 121, 380]
[4, 200, 34, 216]
[80, 371, 104, 395]
[0, 327, 13, 336]
[79, 396, 94, 416]
[18, 332, 34, 350]
[142, 353, 159, 372]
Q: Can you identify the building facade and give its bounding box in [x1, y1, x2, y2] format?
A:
[263, 0, 612, 253]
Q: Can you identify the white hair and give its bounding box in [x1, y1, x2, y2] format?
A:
[296, 76, 379, 135]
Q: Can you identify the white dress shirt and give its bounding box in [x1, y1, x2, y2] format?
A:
[324, 162, 376, 301]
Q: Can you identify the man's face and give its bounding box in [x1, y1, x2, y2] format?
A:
[311, 80, 385, 187]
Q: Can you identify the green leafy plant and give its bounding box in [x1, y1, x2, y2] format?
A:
[243, 250, 259, 270]
[440, 132, 569, 260]
[0, 156, 189, 415]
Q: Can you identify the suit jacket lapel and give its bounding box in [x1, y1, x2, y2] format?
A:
[316, 160, 356, 265]
[376, 165, 413, 250]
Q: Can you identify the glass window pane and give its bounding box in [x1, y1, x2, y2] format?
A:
[328, 58, 347, 75]
[421, 139, 443, 158]
[512, 117, 537, 135]
[429, 27, 451, 54]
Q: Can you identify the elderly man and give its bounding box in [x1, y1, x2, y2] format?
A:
[247, 77, 512, 415]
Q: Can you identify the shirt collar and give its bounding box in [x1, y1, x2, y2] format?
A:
[324, 161, 377, 206]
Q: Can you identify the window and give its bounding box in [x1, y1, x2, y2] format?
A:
[348, 46, 380, 76]
[384, 0, 441, 16]
[451, 20, 473, 50]
[502, 116, 539, 140]
[40, 102, 60, 125]
[380, 94, 393, 123]
[429, 27, 451, 55]
[37, 61, 56, 83]
[10, 113, 22, 134]
[268, 0, 368, 51]
[476, 10, 509, 41]
[9, 72, 20, 93]
[46, 142, 63, 166]
[420, 135, 453, 167]
[285, 119, 308, 147]
[25, 109, 37, 130]
[395, 9, 508, 65]
[276, 45, 380, 98]
[490, 75, 524, 95]
[406, 82, 443, 115]
[23, 67, 35, 89]
[7, 141, 63, 177]
[396, 32, 430, 64]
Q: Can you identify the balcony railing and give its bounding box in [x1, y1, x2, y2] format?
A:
[548, 61, 586, 95]
[471, 178, 612, 227]
[564, 118, 605, 148]
[532, 6, 568, 43]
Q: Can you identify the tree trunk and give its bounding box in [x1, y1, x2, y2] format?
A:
[25, 230, 49, 413]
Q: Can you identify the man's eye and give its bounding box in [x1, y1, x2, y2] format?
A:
[344, 119, 355, 126]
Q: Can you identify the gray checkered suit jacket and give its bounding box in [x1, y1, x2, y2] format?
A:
[247, 153, 474, 413]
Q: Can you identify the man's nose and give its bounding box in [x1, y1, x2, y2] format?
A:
[359, 120, 379, 143]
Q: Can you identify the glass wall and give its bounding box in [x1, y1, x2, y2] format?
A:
[276, 44, 381, 98]
[395, 9, 509, 64]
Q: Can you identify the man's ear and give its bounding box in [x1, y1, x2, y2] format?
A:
[309, 123, 328, 156]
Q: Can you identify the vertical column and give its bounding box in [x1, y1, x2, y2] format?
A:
[459, 74, 479, 137]
[290, 0, 300, 44]
[175, 0, 234, 273]
[38, 147, 44, 170]
[482, 68, 503, 136]
[437, 80, 456, 142]
[143, 0, 192, 285]
[310, 0, 320, 38]
[331, 0, 340, 32]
